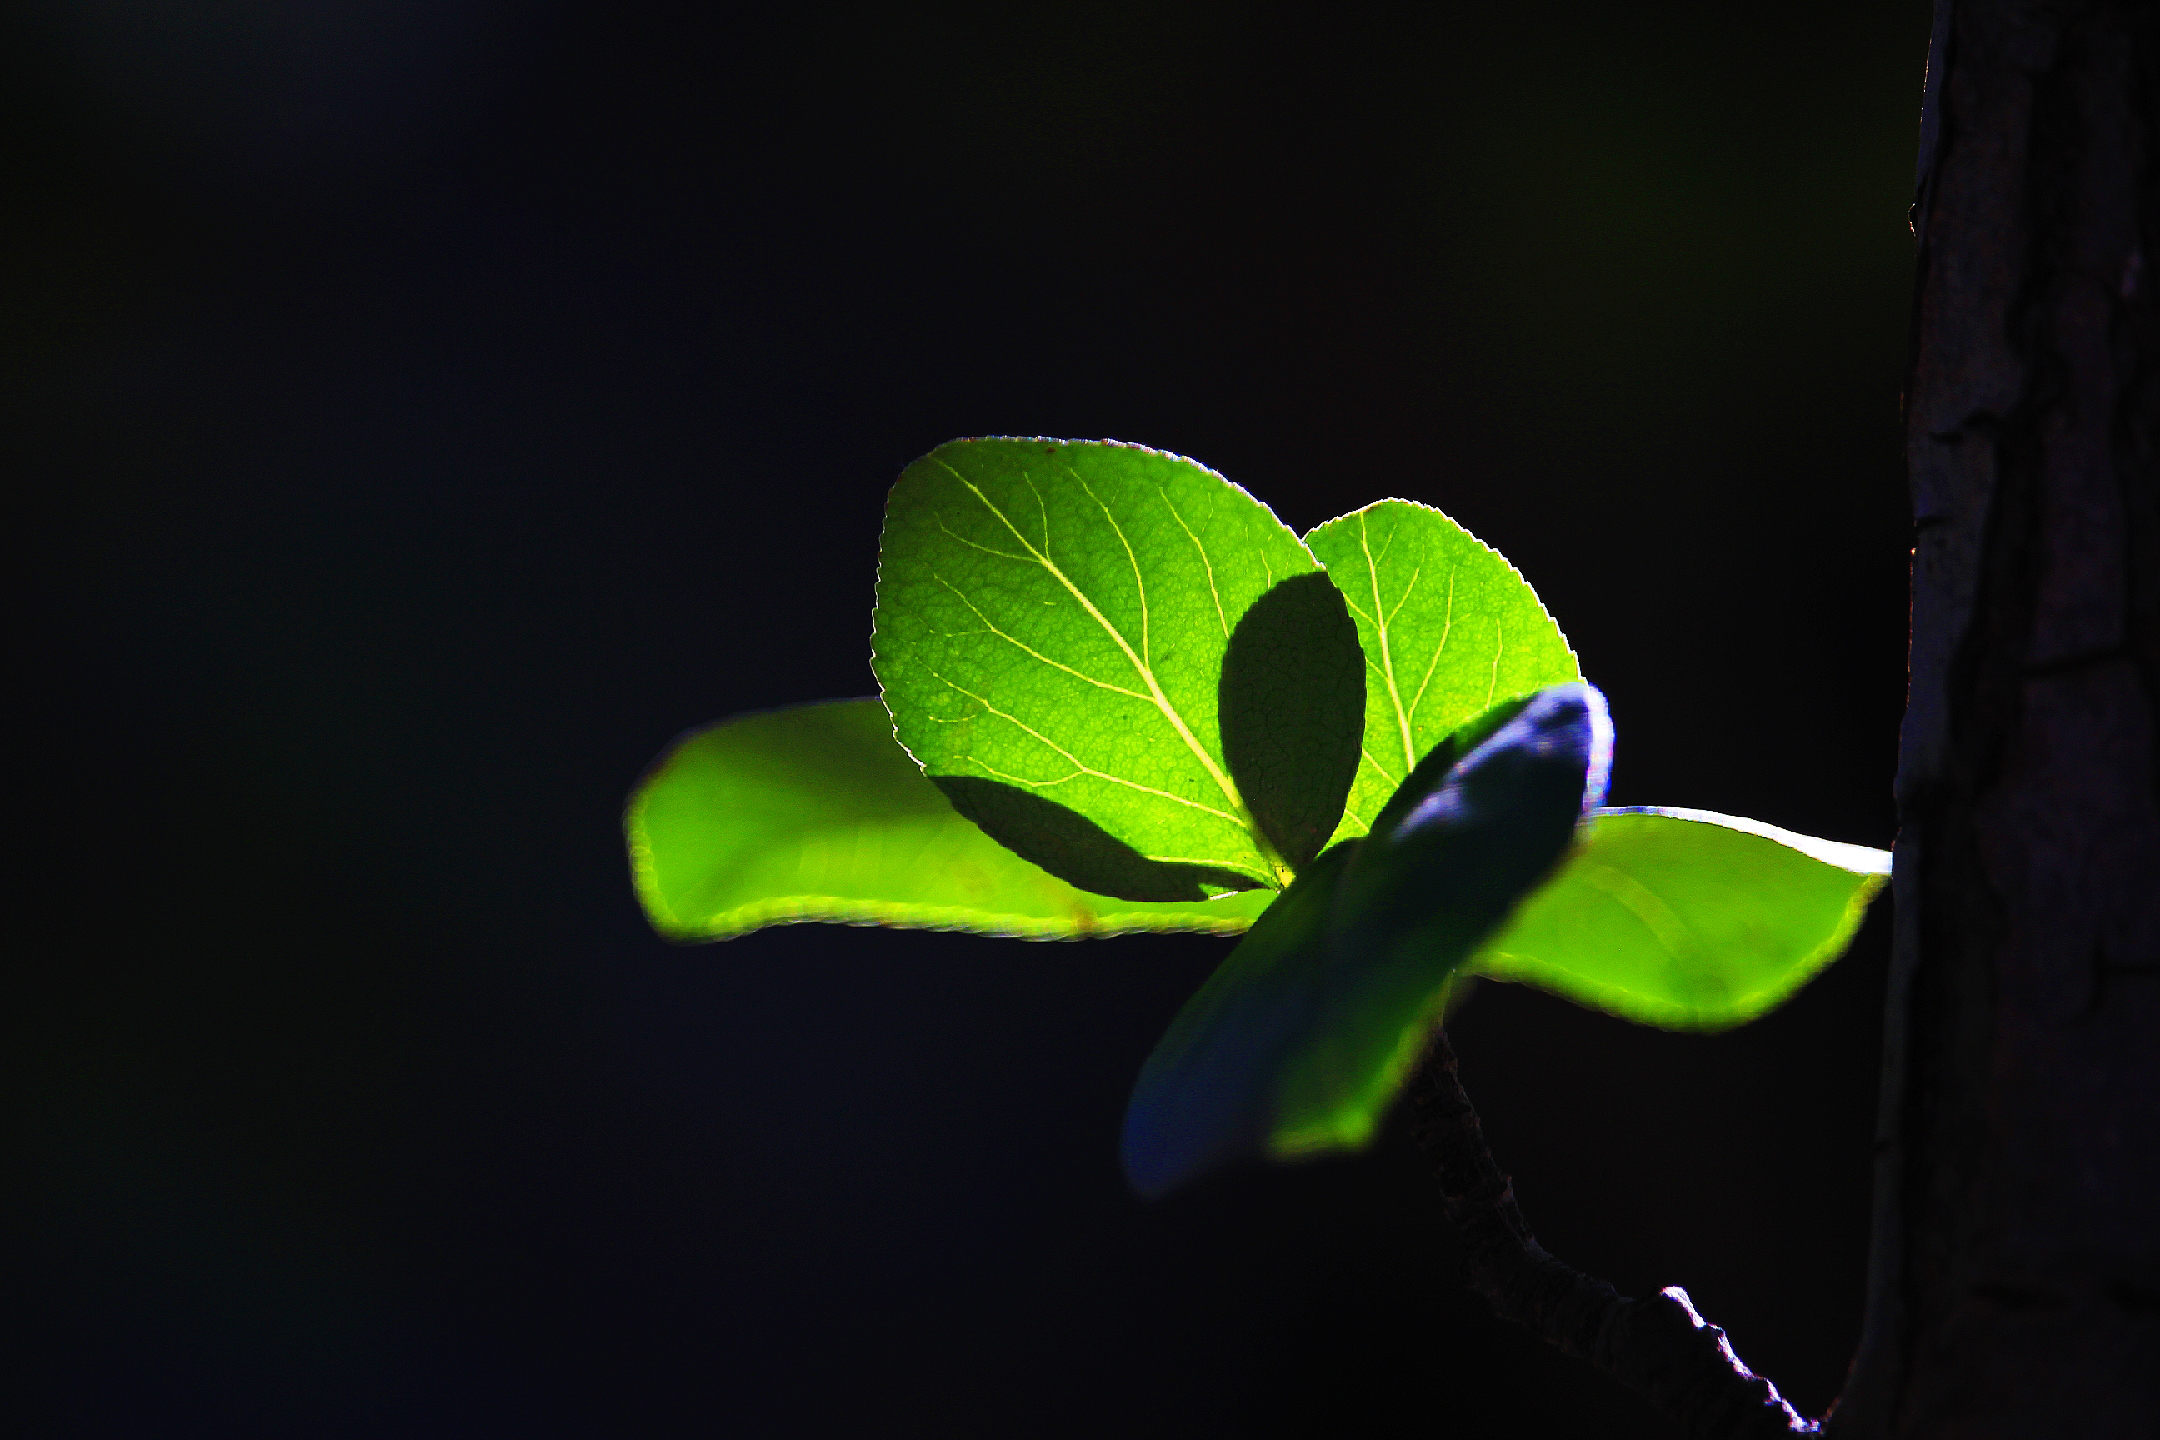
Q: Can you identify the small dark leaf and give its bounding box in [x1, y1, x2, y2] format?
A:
[1121, 841, 1363, 1197]
[1123, 683, 1611, 1192]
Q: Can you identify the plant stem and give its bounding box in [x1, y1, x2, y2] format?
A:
[1407, 1028, 1818, 1438]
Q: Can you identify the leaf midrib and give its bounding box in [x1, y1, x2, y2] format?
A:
[1358, 514, 1418, 777]
[1346, 509, 1467, 781]
[935, 456, 1290, 884]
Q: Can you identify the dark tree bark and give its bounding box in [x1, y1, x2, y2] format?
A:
[1834, 0, 2160, 1434]
[1412, 4, 2157, 1436]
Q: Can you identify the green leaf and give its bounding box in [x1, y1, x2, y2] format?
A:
[872, 438, 1362, 900]
[1280, 683, 1610, 1154]
[1467, 808, 1890, 1029]
[1123, 684, 1608, 1195]
[627, 699, 1278, 942]
[1120, 840, 1364, 1196]
[1305, 499, 1581, 849]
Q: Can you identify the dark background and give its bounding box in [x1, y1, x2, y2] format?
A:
[13, 4, 1930, 1435]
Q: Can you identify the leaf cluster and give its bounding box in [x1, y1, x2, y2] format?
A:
[627, 439, 1886, 1191]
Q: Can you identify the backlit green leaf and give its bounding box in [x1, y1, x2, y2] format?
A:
[627, 699, 1278, 942]
[1305, 500, 1580, 849]
[873, 438, 1362, 900]
[1467, 808, 1890, 1028]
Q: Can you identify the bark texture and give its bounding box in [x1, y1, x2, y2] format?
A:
[1837, 1, 2160, 1435]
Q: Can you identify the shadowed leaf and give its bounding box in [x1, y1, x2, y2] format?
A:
[1282, 682, 1613, 1153]
[1121, 841, 1368, 1197]
[1123, 683, 1609, 1195]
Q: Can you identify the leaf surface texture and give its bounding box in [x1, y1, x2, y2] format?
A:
[1305, 499, 1580, 848]
[1468, 807, 1890, 1028]
[874, 438, 1358, 898]
[627, 699, 1276, 941]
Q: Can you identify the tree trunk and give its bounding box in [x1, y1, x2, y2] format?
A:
[1836, 2, 2160, 1435]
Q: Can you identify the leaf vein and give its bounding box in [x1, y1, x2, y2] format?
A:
[1161, 487, 1229, 638]
[924, 670, 1245, 829]
[936, 458, 1248, 827]
[1360, 514, 1417, 773]
[925, 454, 1274, 874]
[1384, 563, 1421, 626]
[1405, 566, 1458, 727]
[931, 575, 1151, 700]
[1066, 464, 1151, 666]
[932, 513, 1033, 563]
[1359, 743, 1400, 786]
